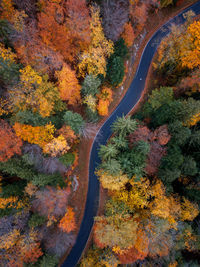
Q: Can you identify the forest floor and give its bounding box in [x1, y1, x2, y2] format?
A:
[59, 0, 198, 265]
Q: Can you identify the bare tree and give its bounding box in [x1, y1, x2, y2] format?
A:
[101, 0, 129, 41]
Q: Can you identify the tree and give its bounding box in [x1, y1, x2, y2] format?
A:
[111, 116, 138, 138]
[168, 120, 191, 146]
[178, 68, 200, 95]
[0, 43, 20, 85]
[180, 197, 199, 221]
[28, 213, 46, 228]
[100, 159, 122, 175]
[121, 22, 135, 47]
[9, 66, 62, 117]
[63, 111, 85, 135]
[59, 206, 76, 233]
[116, 235, 148, 263]
[96, 170, 129, 190]
[83, 95, 97, 114]
[106, 55, 125, 86]
[37, 254, 59, 267]
[81, 74, 101, 97]
[148, 87, 174, 110]
[130, 3, 147, 32]
[64, 0, 91, 51]
[155, 18, 199, 73]
[94, 215, 138, 249]
[0, 120, 23, 162]
[78, 6, 114, 77]
[101, 0, 129, 41]
[180, 20, 200, 69]
[42, 228, 75, 258]
[113, 38, 128, 59]
[55, 63, 81, 105]
[43, 135, 70, 157]
[97, 87, 113, 117]
[38, 0, 90, 62]
[18, 230, 43, 264]
[98, 143, 118, 161]
[57, 125, 76, 145]
[113, 177, 151, 210]
[181, 156, 197, 176]
[13, 122, 55, 150]
[37, 1, 73, 62]
[97, 99, 109, 116]
[32, 186, 70, 220]
[0, 0, 15, 22]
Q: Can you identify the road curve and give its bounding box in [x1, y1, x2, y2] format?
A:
[62, 2, 200, 266]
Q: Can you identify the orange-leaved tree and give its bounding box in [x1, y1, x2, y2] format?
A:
[0, 120, 23, 162]
[97, 87, 113, 116]
[37, 1, 72, 61]
[121, 23, 135, 47]
[13, 122, 55, 150]
[58, 206, 76, 233]
[38, 0, 89, 63]
[55, 63, 81, 105]
[64, 0, 91, 51]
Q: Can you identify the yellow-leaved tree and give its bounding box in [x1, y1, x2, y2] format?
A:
[9, 66, 62, 117]
[96, 170, 129, 191]
[78, 6, 114, 77]
[180, 20, 200, 69]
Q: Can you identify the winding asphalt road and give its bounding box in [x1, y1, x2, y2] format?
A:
[62, 2, 200, 266]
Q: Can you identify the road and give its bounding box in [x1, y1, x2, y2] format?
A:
[62, 1, 200, 266]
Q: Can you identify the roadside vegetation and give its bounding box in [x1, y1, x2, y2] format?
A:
[80, 10, 200, 267]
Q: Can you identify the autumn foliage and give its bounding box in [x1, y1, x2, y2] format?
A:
[97, 87, 113, 116]
[121, 23, 135, 47]
[0, 120, 23, 162]
[55, 63, 81, 105]
[59, 206, 76, 233]
[13, 122, 55, 150]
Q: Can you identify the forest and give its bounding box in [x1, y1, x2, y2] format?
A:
[0, 0, 199, 267]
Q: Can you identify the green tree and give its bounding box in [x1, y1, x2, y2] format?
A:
[181, 156, 197, 176]
[114, 38, 128, 59]
[100, 159, 121, 176]
[188, 130, 200, 148]
[106, 55, 125, 86]
[0, 19, 12, 47]
[110, 135, 129, 150]
[28, 213, 46, 228]
[148, 87, 174, 110]
[0, 43, 21, 85]
[111, 116, 138, 138]
[63, 111, 85, 135]
[38, 254, 59, 267]
[1, 180, 26, 197]
[81, 74, 101, 96]
[168, 120, 191, 146]
[98, 144, 118, 161]
[119, 141, 149, 179]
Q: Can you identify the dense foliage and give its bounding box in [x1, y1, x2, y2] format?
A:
[0, 0, 194, 266]
[81, 14, 200, 267]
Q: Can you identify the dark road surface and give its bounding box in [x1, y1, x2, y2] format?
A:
[62, 2, 200, 266]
